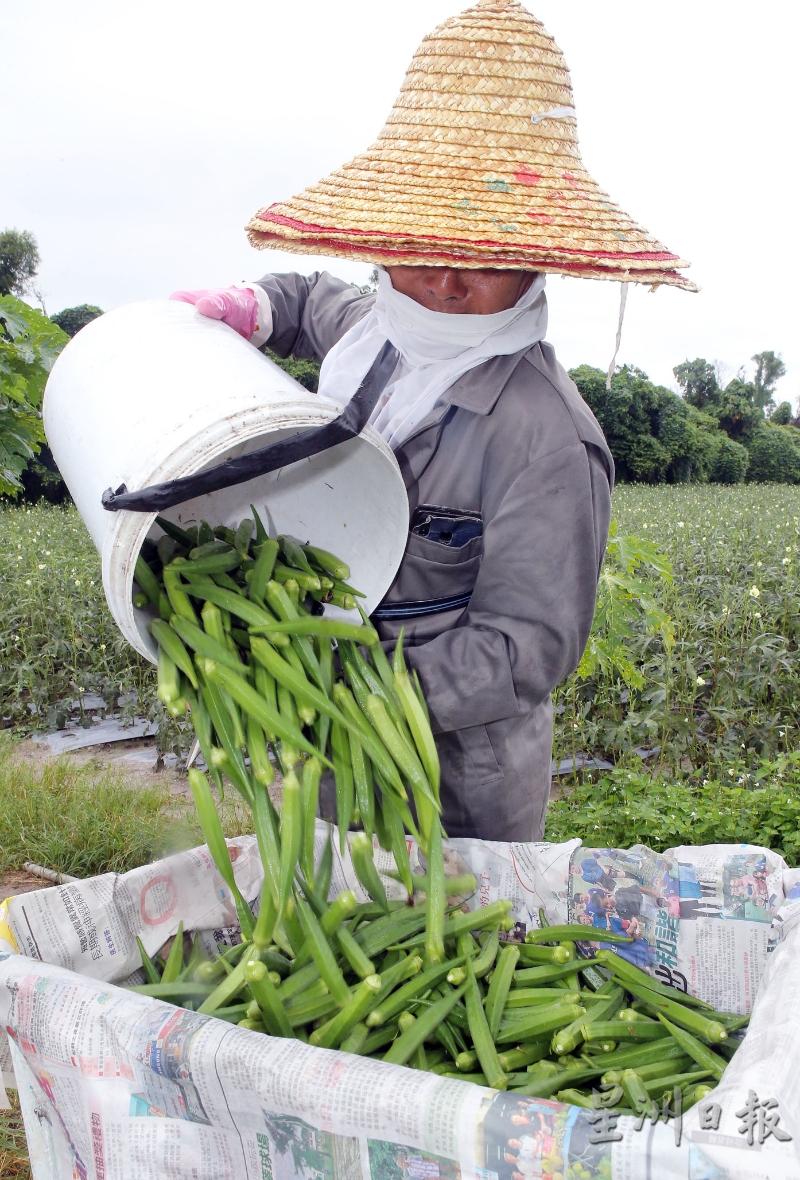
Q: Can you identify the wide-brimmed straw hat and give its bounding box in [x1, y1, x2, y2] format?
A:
[247, 0, 694, 290]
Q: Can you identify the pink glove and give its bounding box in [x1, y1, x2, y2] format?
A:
[169, 286, 259, 340]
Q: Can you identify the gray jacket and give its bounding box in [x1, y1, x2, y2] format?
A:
[257, 271, 614, 842]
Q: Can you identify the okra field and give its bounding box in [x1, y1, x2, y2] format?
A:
[1, 483, 799, 859]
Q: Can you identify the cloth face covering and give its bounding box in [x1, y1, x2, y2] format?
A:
[317, 269, 549, 449]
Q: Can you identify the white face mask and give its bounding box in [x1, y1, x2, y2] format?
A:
[373, 268, 548, 366]
[318, 268, 548, 449]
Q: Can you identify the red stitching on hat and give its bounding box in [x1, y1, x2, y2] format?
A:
[253, 208, 680, 263]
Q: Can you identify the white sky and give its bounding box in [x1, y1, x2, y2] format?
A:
[3, 0, 798, 401]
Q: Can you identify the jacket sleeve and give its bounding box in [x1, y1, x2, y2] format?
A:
[254, 271, 374, 362]
[406, 441, 612, 734]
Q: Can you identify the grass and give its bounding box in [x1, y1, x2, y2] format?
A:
[0, 738, 253, 878]
[0, 1096, 30, 1180]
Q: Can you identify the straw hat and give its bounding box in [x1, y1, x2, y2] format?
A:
[247, 0, 694, 290]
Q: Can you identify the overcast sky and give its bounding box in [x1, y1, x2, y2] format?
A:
[4, 0, 798, 401]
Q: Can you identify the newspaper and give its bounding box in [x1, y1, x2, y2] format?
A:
[1, 832, 798, 1179]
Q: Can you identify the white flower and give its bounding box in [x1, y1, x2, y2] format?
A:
[749, 586, 760, 598]
[783, 557, 791, 565]
[74, 579, 81, 587]
[754, 612, 762, 620]
[756, 561, 763, 568]
[37, 563, 46, 570]
[727, 768, 735, 777]
[696, 676, 706, 686]
[677, 521, 685, 528]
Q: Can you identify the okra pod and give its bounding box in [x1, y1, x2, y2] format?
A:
[495, 1001, 584, 1045]
[309, 975, 382, 1049]
[484, 943, 520, 1039]
[656, 1015, 729, 1080]
[188, 769, 254, 939]
[203, 659, 331, 766]
[465, 964, 507, 1090]
[383, 983, 468, 1066]
[295, 896, 351, 1005]
[351, 832, 390, 912]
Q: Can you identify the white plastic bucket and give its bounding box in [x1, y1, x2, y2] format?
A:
[43, 300, 409, 662]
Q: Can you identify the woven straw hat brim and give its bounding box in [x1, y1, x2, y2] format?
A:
[247, 0, 694, 291]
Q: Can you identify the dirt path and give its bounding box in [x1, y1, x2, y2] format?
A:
[0, 869, 49, 903]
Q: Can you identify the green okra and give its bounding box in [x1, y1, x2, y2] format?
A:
[243, 959, 293, 1037]
[169, 613, 246, 675]
[136, 936, 161, 985]
[293, 890, 357, 969]
[393, 632, 440, 803]
[202, 659, 331, 766]
[495, 1001, 584, 1045]
[517, 943, 574, 965]
[188, 769, 254, 939]
[175, 550, 242, 576]
[550, 985, 625, 1056]
[424, 819, 445, 964]
[277, 770, 303, 922]
[302, 543, 350, 581]
[465, 963, 507, 1090]
[160, 921, 185, 984]
[309, 975, 383, 1049]
[383, 983, 468, 1066]
[365, 956, 464, 1027]
[331, 926, 374, 981]
[134, 555, 163, 608]
[497, 1040, 551, 1072]
[484, 943, 520, 1039]
[525, 924, 634, 946]
[351, 832, 390, 912]
[656, 1015, 729, 1080]
[332, 721, 355, 848]
[619, 1069, 653, 1116]
[156, 645, 181, 706]
[294, 896, 351, 1005]
[155, 515, 195, 548]
[150, 618, 199, 688]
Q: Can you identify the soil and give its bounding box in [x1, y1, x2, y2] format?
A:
[0, 869, 48, 904]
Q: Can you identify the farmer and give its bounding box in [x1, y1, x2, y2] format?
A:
[172, 0, 691, 842]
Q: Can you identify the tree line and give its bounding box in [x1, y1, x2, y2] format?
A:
[2, 227, 798, 502]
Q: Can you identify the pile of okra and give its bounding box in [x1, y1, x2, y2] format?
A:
[132, 509, 746, 1114]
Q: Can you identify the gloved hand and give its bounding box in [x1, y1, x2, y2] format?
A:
[169, 286, 259, 340]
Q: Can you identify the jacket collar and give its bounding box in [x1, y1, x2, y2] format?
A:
[440, 347, 534, 415]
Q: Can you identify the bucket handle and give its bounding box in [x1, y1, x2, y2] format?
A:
[101, 342, 399, 513]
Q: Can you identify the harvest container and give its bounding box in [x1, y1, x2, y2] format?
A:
[43, 299, 408, 661]
[2, 835, 798, 1179]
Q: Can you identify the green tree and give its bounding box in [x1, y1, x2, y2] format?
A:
[0, 296, 67, 496]
[770, 400, 793, 426]
[673, 358, 719, 409]
[714, 378, 762, 441]
[746, 425, 800, 483]
[0, 229, 41, 298]
[709, 435, 749, 483]
[51, 304, 103, 338]
[751, 350, 786, 413]
[265, 349, 320, 392]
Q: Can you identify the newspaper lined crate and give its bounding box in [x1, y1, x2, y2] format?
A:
[1, 832, 799, 1179]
